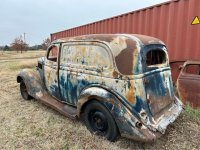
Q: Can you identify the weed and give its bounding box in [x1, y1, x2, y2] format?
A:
[184, 104, 200, 121]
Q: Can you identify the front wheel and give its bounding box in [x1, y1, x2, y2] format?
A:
[83, 100, 119, 141]
[20, 81, 32, 100]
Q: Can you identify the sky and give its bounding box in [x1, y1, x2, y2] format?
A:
[0, 0, 169, 46]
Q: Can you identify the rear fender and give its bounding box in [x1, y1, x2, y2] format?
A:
[17, 69, 46, 99]
[77, 87, 158, 141]
[77, 87, 122, 117]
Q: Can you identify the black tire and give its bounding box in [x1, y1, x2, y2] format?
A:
[83, 100, 119, 141]
[20, 81, 32, 100]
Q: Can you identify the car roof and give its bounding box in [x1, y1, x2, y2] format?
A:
[53, 34, 165, 75]
[53, 34, 164, 55]
[54, 34, 163, 45]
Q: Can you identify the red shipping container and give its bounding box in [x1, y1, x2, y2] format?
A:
[51, 0, 200, 82]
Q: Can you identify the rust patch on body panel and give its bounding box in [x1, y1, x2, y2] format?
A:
[125, 86, 136, 104]
[115, 39, 137, 75]
[124, 80, 137, 105]
[148, 94, 173, 116]
[112, 71, 119, 78]
[39, 93, 77, 119]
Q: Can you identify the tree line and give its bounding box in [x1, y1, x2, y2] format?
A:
[0, 36, 51, 53]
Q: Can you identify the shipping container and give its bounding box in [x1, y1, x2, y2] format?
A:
[51, 0, 200, 82]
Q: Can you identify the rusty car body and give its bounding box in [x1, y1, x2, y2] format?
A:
[177, 61, 200, 108]
[17, 34, 183, 142]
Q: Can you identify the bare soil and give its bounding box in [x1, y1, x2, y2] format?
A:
[0, 51, 199, 150]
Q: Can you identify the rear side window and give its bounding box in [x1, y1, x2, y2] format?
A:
[185, 64, 200, 75]
[146, 50, 166, 66]
[61, 44, 111, 68]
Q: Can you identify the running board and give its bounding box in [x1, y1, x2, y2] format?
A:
[38, 93, 77, 119]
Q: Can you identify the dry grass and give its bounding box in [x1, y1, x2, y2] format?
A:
[0, 50, 45, 60]
[0, 51, 43, 71]
[0, 60, 37, 72]
[19, 60, 37, 69]
[0, 51, 200, 150]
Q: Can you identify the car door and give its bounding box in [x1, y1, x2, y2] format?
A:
[59, 42, 112, 105]
[177, 62, 200, 108]
[59, 43, 90, 105]
[44, 44, 60, 99]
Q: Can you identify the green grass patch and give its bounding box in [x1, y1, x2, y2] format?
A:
[184, 104, 200, 120]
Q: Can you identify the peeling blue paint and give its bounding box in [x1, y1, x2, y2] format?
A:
[132, 96, 144, 113]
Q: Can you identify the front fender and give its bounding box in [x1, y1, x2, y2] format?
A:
[17, 69, 46, 99]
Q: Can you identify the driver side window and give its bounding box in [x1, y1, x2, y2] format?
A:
[47, 45, 58, 62]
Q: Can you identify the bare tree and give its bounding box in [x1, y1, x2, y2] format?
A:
[11, 36, 28, 53]
[42, 38, 51, 50]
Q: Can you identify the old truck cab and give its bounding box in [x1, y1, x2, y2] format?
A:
[177, 61, 200, 108]
[17, 34, 183, 142]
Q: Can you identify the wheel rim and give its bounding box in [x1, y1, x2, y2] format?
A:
[89, 110, 108, 133]
[20, 82, 28, 99]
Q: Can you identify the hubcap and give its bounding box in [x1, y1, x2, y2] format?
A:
[89, 111, 108, 132]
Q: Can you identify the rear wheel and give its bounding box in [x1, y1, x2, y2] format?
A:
[20, 81, 32, 100]
[83, 100, 119, 141]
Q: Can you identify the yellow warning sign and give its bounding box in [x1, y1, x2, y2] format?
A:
[192, 16, 200, 25]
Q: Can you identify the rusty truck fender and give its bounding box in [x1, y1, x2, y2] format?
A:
[16, 69, 46, 99]
[77, 87, 124, 116]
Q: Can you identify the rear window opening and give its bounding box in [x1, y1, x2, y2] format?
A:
[146, 50, 166, 66]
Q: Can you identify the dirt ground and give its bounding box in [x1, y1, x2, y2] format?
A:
[0, 51, 200, 150]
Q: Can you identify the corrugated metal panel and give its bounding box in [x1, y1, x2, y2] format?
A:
[51, 0, 200, 81]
